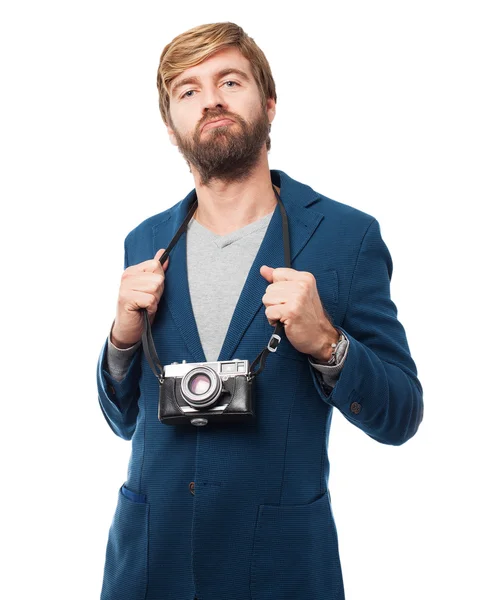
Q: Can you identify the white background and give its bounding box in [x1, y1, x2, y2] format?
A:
[1, 1, 478, 598]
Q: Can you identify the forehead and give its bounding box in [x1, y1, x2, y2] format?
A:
[171, 47, 253, 84]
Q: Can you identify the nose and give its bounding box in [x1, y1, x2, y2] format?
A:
[201, 84, 228, 114]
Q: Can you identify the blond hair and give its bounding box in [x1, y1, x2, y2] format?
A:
[157, 22, 277, 150]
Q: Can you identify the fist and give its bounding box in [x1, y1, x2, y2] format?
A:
[111, 248, 169, 348]
[260, 265, 338, 360]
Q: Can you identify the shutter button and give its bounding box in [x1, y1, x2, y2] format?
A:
[189, 481, 195, 495]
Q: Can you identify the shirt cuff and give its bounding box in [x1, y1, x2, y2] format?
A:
[105, 328, 142, 382]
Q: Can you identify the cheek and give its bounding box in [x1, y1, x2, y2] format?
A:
[238, 98, 258, 119]
[170, 107, 200, 136]
[247, 99, 269, 125]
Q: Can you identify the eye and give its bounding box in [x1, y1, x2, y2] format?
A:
[180, 81, 239, 100]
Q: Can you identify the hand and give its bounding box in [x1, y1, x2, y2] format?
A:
[260, 265, 339, 361]
[111, 248, 169, 348]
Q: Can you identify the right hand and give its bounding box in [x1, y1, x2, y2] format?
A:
[110, 248, 170, 348]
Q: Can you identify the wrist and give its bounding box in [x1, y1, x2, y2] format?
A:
[310, 327, 340, 363]
[111, 334, 139, 350]
[110, 321, 141, 349]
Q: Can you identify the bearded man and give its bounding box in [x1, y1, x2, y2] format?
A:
[97, 21, 423, 600]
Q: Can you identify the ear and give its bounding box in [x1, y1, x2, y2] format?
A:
[266, 97, 276, 126]
[166, 123, 178, 147]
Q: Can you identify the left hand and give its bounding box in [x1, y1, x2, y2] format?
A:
[260, 265, 339, 361]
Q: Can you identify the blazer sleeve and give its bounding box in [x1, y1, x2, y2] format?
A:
[96, 234, 143, 440]
[308, 218, 424, 445]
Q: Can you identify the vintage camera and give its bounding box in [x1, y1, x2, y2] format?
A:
[158, 358, 254, 426]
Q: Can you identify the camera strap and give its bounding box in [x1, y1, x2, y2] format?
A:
[141, 186, 290, 383]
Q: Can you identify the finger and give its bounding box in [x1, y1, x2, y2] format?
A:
[265, 305, 284, 324]
[264, 282, 282, 293]
[136, 272, 165, 292]
[122, 271, 165, 298]
[132, 249, 169, 274]
[266, 314, 280, 326]
[265, 281, 297, 295]
[270, 267, 311, 283]
[154, 248, 169, 271]
[122, 290, 159, 315]
[262, 291, 287, 307]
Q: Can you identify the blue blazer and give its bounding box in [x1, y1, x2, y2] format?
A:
[97, 169, 423, 600]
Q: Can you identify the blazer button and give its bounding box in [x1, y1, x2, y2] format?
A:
[350, 401, 361, 414]
[189, 481, 195, 495]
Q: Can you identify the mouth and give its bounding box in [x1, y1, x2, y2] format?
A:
[202, 118, 235, 132]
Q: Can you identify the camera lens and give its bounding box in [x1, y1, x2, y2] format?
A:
[181, 366, 222, 408]
[188, 374, 211, 395]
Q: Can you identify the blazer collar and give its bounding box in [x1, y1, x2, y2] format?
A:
[154, 169, 325, 363]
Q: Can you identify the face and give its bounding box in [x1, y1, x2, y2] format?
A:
[166, 47, 276, 185]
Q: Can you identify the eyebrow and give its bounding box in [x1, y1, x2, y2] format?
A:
[170, 68, 251, 97]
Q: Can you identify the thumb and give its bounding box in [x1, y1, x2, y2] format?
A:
[260, 265, 274, 283]
[154, 248, 169, 271]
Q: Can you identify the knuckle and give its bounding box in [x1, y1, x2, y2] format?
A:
[297, 280, 308, 292]
[157, 276, 165, 289]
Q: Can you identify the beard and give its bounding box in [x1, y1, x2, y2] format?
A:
[170, 106, 271, 186]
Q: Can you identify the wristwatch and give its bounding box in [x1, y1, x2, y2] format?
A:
[318, 330, 348, 366]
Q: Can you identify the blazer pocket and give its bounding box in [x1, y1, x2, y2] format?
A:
[101, 484, 149, 600]
[317, 268, 339, 323]
[250, 490, 343, 600]
[120, 484, 147, 504]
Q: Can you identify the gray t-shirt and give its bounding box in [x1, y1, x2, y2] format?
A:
[186, 210, 274, 362]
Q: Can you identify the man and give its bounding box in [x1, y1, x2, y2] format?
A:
[97, 22, 423, 600]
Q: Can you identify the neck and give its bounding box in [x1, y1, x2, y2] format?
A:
[191, 152, 279, 236]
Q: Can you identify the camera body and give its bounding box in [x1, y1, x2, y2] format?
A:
[158, 359, 254, 426]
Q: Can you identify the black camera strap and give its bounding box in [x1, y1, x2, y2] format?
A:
[141, 186, 290, 383]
